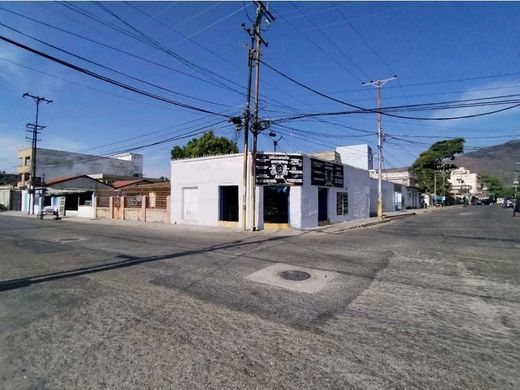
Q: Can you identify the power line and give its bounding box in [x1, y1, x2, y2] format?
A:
[328, 71, 520, 94]
[0, 22, 229, 108]
[56, 2, 245, 96]
[0, 34, 231, 118]
[0, 5, 248, 96]
[124, 2, 243, 73]
[260, 59, 520, 121]
[37, 120, 229, 170]
[278, 3, 364, 83]
[291, 2, 370, 81]
[91, 1, 247, 96]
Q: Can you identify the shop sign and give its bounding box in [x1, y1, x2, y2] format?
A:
[256, 153, 303, 186]
[310, 158, 344, 187]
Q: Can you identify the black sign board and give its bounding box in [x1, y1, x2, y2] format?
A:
[310, 158, 344, 187]
[256, 153, 303, 186]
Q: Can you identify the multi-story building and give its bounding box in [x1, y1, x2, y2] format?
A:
[17, 148, 143, 188]
[370, 167, 418, 187]
[448, 167, 482, 197]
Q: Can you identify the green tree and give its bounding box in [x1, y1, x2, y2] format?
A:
[481, 175, 507, 198]
[411, 138, 465, 194]
[171, 131, 239, 160]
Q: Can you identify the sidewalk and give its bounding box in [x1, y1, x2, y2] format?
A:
[0, 206, 453, 235]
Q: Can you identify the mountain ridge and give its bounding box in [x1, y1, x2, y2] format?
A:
[454, 139, 520, 185]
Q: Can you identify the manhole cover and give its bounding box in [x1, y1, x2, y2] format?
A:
[279, 270, 311, 281]
[59, 238, 81, 242]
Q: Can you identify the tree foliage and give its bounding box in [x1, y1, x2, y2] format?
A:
[411, 138, 465, 194]
[481, 175, 515, 198]
[171, 131, 239, 160]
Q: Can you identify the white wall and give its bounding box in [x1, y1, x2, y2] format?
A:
[294, 157, 370, 228]
[336, 144, 373, 170]
[370, 178, 396, 215]
[171, 154, 246, 227]
[171, 154, 372, 229]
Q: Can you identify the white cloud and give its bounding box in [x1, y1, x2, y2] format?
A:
[0, 43, 25, 83]
[0, 41, 66, 96]
[0, 134, 26, 172]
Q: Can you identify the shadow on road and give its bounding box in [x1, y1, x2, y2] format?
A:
[0, 235, 292, 292]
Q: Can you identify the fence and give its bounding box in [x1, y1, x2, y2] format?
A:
[95, 183, 170, 223]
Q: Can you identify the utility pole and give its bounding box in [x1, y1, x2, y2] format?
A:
[362, 76, 397, 220]
[23, 93, 53, 215]
[239, 22, 256, 232]
[433, 166, 437, 206]
[248, 0, 274, 231]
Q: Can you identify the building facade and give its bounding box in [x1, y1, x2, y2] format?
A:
[171, 153, 376, 230]
[21, 175, 113, 217]
[369, 167, 420, 210]
[17, 148, 143, 188]
[448, 167, 482, 197]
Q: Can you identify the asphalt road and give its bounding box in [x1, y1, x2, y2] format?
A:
[0, 206, 519, 389]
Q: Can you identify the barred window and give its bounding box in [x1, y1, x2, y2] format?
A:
[336, 192, 348, 215]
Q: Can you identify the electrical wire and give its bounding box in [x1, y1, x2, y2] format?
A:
[0, 5, 247, 96]
[0, 22, 229, 108]
[92, 1, 247, 96]
[0, 34, 231, 118]
[260, 59, 520, 122]
[37, 120, 229, 169]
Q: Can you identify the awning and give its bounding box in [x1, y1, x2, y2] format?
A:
[44, 188, 92, 196]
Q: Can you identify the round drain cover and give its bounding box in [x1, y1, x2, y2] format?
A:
[279, 270, 311, 281]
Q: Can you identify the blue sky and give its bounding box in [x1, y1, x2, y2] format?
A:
[1, 1, 520, 178]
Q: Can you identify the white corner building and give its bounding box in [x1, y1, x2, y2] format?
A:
[171, 152, 372, 230]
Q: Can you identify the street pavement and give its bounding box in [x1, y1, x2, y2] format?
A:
[0, 206, 519, 389]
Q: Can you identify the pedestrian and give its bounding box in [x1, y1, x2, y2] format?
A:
[514, 197, 520, 217]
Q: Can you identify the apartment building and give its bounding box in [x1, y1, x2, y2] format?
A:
[17, 148, 143, 188]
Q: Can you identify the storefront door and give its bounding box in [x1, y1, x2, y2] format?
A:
[318, 187, 328, 222]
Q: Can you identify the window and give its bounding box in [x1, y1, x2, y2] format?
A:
[79, 192, 93, 206]
[336, 192, 348, 215]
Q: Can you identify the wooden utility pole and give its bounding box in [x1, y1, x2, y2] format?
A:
[23, 93, 52, 215]
[240, 23, 255, 231]
[241, 1, 274, 231]
[250, 1, 274, 231]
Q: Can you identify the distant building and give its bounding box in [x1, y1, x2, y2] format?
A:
[21, 175, 113, 217]
[369, 167, 420, 209]
[0, 171, 19, 186]
[370, 167, 418, 187]
[448, 167, 482, 197]
[112, 179, 153, 189]
[335, 144, 373, 170]
[17, 148, 143, 188]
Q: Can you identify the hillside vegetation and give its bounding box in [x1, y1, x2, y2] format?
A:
[454, 139, 520, 186]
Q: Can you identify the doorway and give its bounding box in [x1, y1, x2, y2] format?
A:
[263, 186, 289, 223]
[182, 187, 198, 221]
[318, 187, 328, 223]
[219, 185, 239, 221]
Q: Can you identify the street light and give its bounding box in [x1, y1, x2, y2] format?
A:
[268, 131, 283, 153]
